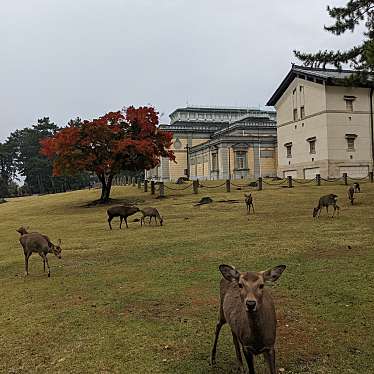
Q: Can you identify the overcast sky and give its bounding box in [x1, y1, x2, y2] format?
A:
[0, 0, 364, 141]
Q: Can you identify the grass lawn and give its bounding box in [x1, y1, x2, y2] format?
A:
[0, 181, 373, 373]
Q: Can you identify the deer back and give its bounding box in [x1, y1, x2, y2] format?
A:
[20, 233, 50, 254]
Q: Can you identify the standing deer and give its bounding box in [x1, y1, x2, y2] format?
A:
[211, 264, 286, 374]
[18, 232, 62, 277]
[313, 194, 340, 218]
[347, 186, 355, 205]
[107, 205, 139, 230]
[245, 194, 255, 214]
[140, 207, 163, 226]
[16, 226, 53, 247]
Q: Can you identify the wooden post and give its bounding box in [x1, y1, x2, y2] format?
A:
[159, 182, 165, 198]
[287, 176, 293, 188]
[137, 179, 141, 189]
[192, 180, 199, 194]
[144, 180, 148, 192]
[258, 177, 263, 191]
[343, 172, 348, 185]
[316, 174, 321, 186]
[225, 179, 231, 193]
[369, 171, 374, 183]
[132, 177, 136, 187]
[151, 181, 155, 195]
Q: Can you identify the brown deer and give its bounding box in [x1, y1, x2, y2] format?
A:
[107, 205, 139, 229]
[18, 232, 62, 277]
[245, 194, 254, 214]
[140, 207, 163, 226]
[347, 186, 355, 205]
[353, 182, 361, 193]
[211, 264, 286, 374]
[313, 194, 340, 218]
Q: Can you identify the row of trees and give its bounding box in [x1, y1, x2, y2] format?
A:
[1, 107, 175, 203]
[0, 117, 91, 198]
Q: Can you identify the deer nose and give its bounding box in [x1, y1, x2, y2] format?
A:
[246, 300, 257, 312]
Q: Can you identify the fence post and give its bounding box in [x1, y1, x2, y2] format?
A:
[258, 177, 263, 191]
[343, 173, 348, 185]
[192, 180, 199, 194]
[316, 174, 321, 186]
[369, 171, 373, 183]
[159, 182, 165, 198]
[151, 181, 155, 195]
[225, 179, 231, 193]
[287, 176, 293, 188]
[144, 180, 148, 192]
[132, 177, 136, 187]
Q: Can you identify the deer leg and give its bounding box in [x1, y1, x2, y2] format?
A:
[120, 216, 123, 229]
[232, 333, 246, 373]
[263, 348, 276, 374]
[24, 253, 31, 276]
[140, 217, 143, 226]
[242, 346, 255, 374]
[108, 216, 113, 230]
[211, 318, 225, 366]
[125, 217, 129, 228]
[42, 253, 51, 277]
[251, 203, 255, 213]
[326, 205, 329, 217]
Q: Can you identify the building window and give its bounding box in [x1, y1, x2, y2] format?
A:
[285, 142, 292, 158]
[235, 151, 247, 170]
[293, 108, 298, 121]
[346, 134, 357, 151]
[344, 96, 355, 112]
[211, 153, 218, 171]
[300, 106, 305, 119]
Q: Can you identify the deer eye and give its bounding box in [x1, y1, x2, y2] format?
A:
[259, 284, 264, 289]
[238, 283, 243, 289]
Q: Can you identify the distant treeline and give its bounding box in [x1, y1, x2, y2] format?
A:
[0, 117, 143, 198]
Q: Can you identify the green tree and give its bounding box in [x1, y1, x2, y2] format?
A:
[0, 142, 17, 197]
[294, 0, 374, 80]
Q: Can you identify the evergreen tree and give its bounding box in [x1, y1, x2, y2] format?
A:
[294, 0, 374, 81]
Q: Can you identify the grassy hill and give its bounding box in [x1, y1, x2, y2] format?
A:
[0, 183, 373, 373]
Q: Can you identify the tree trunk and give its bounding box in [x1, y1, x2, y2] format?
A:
[98, 173, 114, 203]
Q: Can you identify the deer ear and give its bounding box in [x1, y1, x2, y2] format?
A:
[219, 264, 240, 282]
[262, 265, 286, 282]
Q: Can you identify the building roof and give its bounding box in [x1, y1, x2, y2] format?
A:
[169, 105, 275, 118]
[266, 64, 372, 106]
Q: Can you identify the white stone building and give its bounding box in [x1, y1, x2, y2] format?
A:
[267, 65, 374, 178]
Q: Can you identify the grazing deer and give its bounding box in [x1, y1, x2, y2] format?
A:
[313, 194, 340, 218]
[140, 207, 163, 226]
[245, 194, 254, 214]
[211, 264, 286, 374]
[353, 182, 361, 193]
[18, 232, 62, 277]
[107, 205, 139, 230]
[347, 186, 355, 205]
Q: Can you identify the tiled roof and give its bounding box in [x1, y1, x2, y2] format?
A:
[267, 64, 373, 106]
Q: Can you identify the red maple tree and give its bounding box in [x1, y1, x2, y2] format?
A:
[40, 106, 175, 202]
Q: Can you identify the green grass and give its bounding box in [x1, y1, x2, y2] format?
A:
[1, 183, 374, 373]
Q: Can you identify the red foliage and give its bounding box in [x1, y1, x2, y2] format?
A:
[40, 107, 175, 179]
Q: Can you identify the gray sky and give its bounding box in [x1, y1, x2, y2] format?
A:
[0, 0, 364, 141]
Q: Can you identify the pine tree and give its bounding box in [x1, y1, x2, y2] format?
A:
[294, 0, 374, 81]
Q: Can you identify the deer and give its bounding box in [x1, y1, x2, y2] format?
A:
[140, 207, 163, 226]
[353, 182, 361, 193]
[313, 194, 340, 218]
[211, 264, 286, 374]
[347, 186, 355, 205]
[245, 194, 254, 214]
[18, 231, 62, 277]
[107, 205, 139, 230]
